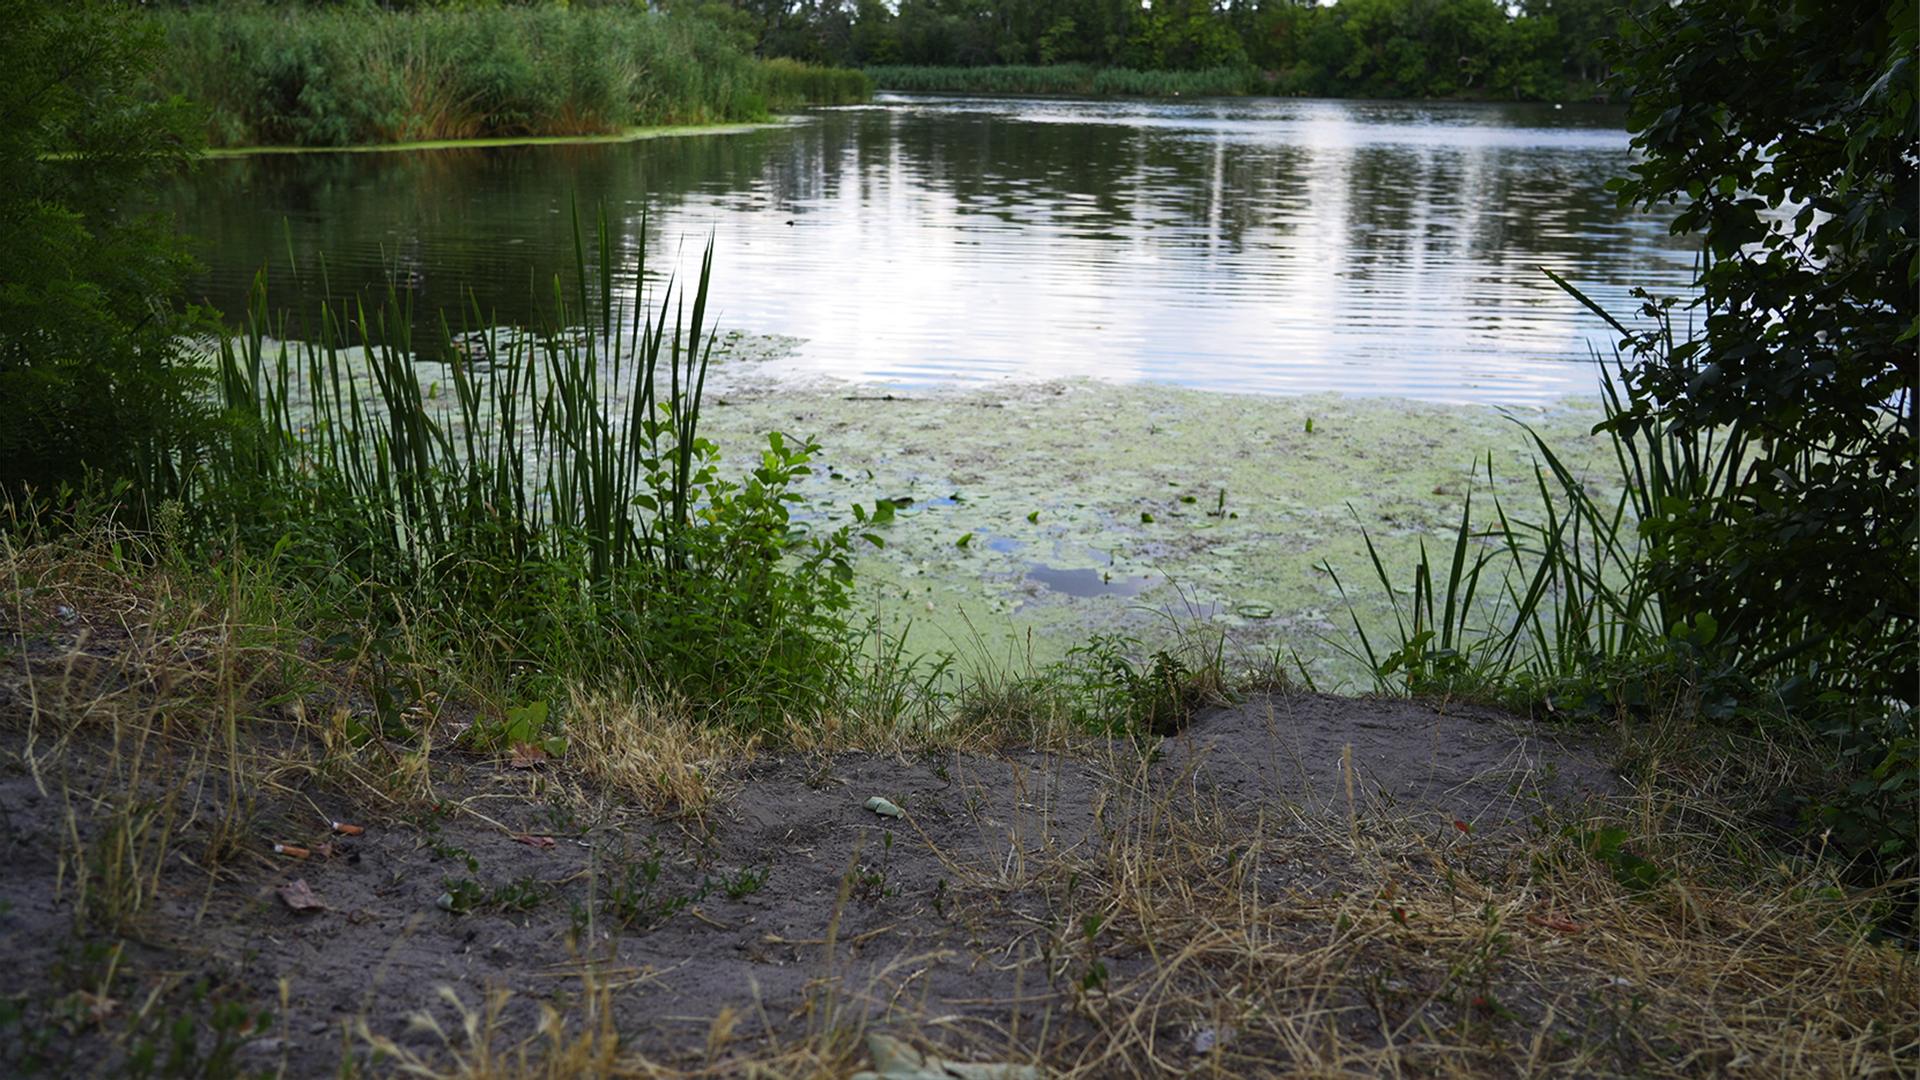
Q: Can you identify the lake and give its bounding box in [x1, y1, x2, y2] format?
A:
[165, 94, 1695, 405]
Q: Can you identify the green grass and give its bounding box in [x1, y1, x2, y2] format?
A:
[866, 64, 1260, 98]
[148, 7, 869, 148]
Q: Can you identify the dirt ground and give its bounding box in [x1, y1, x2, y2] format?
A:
[0, 685, 1643, 1078]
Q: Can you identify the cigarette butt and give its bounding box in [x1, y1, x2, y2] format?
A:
[331, 822, 364, 836]
[274, 844, 311, 859]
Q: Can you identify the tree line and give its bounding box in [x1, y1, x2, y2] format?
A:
[684, 0, 1619, 100]
[148, 0, 1617, 102]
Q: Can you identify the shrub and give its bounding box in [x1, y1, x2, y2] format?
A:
[0, 0, 208, 507]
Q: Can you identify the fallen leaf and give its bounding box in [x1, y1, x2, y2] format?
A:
[512, 833, 557, 849]
[277, 878, 326, 913]
[1527, 912, 1583, 934]
[509, 742, 548, 769]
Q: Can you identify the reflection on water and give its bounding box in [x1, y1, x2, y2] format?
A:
[1027, 565, 1156, 599]
[162, 95, 1695, 404]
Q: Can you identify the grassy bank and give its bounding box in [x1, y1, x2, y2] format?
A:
[150, 7, 869, 149]
[3, 519, 1914, 1076]
[867, 63, 1260, 98]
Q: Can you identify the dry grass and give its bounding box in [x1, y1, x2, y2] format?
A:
[320, 754, 1916, 1078]
[564, 686, 753, 817]
[976, 763, 1917, 1077]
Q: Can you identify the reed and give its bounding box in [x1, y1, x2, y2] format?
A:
[151, 7, 870, 148]
[201, 208, 857, 723]
[1329, 387, 1703, 702]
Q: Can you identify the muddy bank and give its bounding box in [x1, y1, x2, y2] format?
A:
[0, 694, 1617, 1076]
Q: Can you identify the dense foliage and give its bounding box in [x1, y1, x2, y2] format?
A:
[149, 5, 869, 148]
[149, 0, 1615, 103]
[203, 225, 864, 719]
[0, 1, 207, 504]
[696, 0, 1618, 100]
[1602, 0, 1916, 868]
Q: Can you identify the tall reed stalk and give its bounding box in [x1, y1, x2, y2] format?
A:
[212, 206, 712, 595]
[1334, 275, 1755, 705]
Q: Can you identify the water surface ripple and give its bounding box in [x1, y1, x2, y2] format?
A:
[165, 95, 1696, 404]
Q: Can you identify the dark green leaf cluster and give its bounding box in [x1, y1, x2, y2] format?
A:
[1604, 0, 1916, 713]
[0, 1, 208, 505]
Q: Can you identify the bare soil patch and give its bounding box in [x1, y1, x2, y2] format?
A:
[7, 688, 1637, 1077]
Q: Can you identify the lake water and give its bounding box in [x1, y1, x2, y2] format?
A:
[164, 94, 1696, 405]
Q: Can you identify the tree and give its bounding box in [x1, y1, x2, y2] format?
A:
[1603, 0, 1916, 709]
[0, 1, 206, 505]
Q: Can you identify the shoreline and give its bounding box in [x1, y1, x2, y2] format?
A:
[202, 119, 792, 159]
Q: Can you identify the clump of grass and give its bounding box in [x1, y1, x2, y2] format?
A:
[759, 58, 874, 109]
[561, 685, 748, 816]
[1328, 278, 1914, 889]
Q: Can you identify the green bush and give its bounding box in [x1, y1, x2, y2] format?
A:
[1604, 0, 1915, 873]
[0, 1, 208, 506]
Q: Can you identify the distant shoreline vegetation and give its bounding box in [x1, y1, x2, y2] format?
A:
[147, 7, 870, 149]
[865, 64, 1261, 98]
[862, 63, 1602, 101]
[709, 0, 1615, 103]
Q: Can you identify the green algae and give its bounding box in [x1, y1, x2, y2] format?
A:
[218, 322, 1616, 689]
[693, 377, 1616, 688]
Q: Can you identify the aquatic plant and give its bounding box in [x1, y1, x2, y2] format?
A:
[150, 7, 869, 148]
[203, 207, 859, 723]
